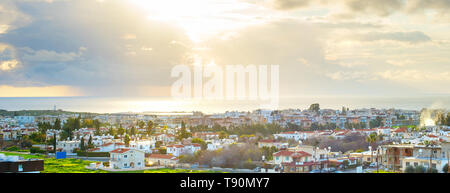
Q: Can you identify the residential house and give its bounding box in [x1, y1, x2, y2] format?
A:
[109, 148, 145, 169]
[147, 154, 178, 167]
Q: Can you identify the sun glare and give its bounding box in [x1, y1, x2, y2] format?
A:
[128, 0, 270, 42]
[424, 118, 436, 127]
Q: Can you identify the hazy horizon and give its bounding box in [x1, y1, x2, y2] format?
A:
[0, 95, 449, 114]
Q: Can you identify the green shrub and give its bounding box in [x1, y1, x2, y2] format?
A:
[404, 166, 415, 173]
[76, 151, 110, 157]
[30, 147, 46, 154]
[6, 146, 20, 151]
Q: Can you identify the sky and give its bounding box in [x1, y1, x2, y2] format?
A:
[0, 0, 450, 99]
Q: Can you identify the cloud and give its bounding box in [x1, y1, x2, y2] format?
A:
[344, 0, 404, 17]
[356, 31, 431, 43]
[264, 0, 450, 21]
[0, 0, 192, 96]
[21, 47, 83, 62]
[0, 60, 18, 71]
[271, 0, 314, 10]
[377, 70, 450, 82]
[0, 1, 31, 34]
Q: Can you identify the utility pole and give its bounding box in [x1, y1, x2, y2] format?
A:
[376, 147, 379, 173]
[429, 146, 433, 173]
[447, 151, 449, 173]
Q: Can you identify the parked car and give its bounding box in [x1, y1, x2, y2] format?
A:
[369, 163, 377, 167]
[309, 169, 321, 173]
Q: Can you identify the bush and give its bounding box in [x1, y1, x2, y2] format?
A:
[30, 147, 46, 154]
[404, 166, 415, 173]
[414, 165, 426, 173]
[6, 146, 20, 151]
[443, 164, 449, 173]
[76, 151, 110, 157]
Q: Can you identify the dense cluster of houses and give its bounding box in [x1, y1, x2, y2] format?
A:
[1, 108, 449, 172]
[266, 125, 450, 173]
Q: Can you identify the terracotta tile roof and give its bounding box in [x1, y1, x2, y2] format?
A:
[259, 139, 276, 143]
[273, 150, 311, 157]
[394, 127, 407, 133]
[167, 144, 184, 148]
[280, 131, 296, 134]
[110, 148, 130, 154]
[148, 154, 177, 160]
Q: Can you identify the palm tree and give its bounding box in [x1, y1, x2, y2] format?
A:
[366, 133, 378, 166]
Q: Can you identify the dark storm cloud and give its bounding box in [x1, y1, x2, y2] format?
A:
[0, 0, 193, 95]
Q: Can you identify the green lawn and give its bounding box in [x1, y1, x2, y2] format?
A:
[1, 151, 107, 173]
[1, 151, 221, 173]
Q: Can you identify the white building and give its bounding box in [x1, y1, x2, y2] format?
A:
[57, 140, 80, 153]
[166, 144, 201, 156]
[130, 140, 156, 153]
[109, 148, 145, 169]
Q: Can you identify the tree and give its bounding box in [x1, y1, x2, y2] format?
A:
[80, 137, 86, 151]
[138, 121, 145, 130]
[404, 166, 415, 173]
[192, 138, 207, 150]
[443, 164, 449, 173]
[177, 121, 191, 140]
[61, 118, 78, 140]
[124, 135, 130, 147]
[93, 119, 101, 135]
[309, 103, 320, 114]
[369, 117, 384, 128]
[52, 132, 57, 153]
[118, 126, 125, 136]
[75, 115, 81, 130]
[414, 165, 426, 173]
[342, 160, 349, 170]
[146, 120, 154, 135]
[88, 135, 94, 149]
[366, 133, 378, 164]
[108, 127, 115, 136]
[219, 131, 228, 139]
[53, 118, 61, 130]
[155, 141, 162, 148]
[130, 127, 137, 136]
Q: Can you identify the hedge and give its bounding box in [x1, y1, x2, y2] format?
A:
[76, 151, 110, 157]
[30, 147, 46, 154]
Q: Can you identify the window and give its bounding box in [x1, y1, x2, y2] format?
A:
[432, 164, 436, 169]
[414, 162, 418, 167]
[124, 155, 127, 158]
[18, 164, 23, 172]
[124, 163, 127, 167]
[406, 162, 410, 167]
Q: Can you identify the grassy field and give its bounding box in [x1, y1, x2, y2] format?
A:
[1, 151, 221, 173]
[1, 151, 107, 173]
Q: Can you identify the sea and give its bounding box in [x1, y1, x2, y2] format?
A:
[0, 96, 449, 114]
